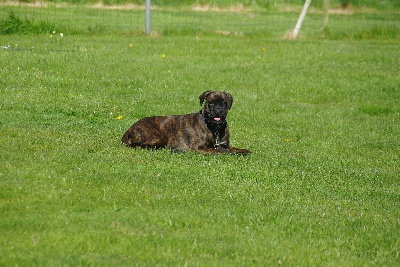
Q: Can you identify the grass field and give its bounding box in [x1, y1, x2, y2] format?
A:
[1, 8, 400, 266]
[5, 0, 400, 9]
[1, 1, 399, 38]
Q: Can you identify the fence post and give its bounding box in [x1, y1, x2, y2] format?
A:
[322, 0, 330, 30]
[291, 0, 312, 39]
[145, 0, 151, 35]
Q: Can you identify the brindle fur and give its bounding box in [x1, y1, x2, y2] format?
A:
[121, 91, 251, 155]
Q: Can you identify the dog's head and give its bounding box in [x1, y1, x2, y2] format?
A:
[199, 91, 233, 124]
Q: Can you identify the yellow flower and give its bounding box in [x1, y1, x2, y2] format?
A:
[117, 115, 123, 120]
[162, 54, 166, 59]
[129, 43, 133, 48]
[284, 138, 291, 143]
[261, 47, 266, 51]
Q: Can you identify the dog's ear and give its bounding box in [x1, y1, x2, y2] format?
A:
[224, 92, 233, 110]
[199, 91, 212, 106]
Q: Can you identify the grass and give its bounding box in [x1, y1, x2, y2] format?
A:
[1, 5, 400, 266]
[1, 2, 399, 38]
[7, 0, 400, 9]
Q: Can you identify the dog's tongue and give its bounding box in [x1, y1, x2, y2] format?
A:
[214, 117, 221, 122]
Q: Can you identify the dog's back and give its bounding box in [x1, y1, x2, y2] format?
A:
[121, 112, 208, 150]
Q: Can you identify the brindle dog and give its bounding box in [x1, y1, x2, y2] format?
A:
[121, 91, 251, 155]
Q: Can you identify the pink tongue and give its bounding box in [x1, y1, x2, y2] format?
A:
[214, 117, 221, 121]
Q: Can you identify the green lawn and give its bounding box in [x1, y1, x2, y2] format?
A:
[1, 26, 399, 266]
[1, 2, 399, 38]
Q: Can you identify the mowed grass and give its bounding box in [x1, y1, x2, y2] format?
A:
[0, 33, 399, 265]
[1, 3, 399, 38]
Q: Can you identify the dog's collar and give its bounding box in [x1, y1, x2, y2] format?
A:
[200, 110, 225, 149]
[214, 132, 221, 148]
[213, 121, 225, 149]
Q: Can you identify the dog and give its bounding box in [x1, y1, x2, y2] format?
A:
[121, 91, 251, 155]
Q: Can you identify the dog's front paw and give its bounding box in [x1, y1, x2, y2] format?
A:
[228, 147, 251, 155]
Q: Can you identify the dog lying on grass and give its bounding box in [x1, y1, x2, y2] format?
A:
[121, 90, 251, 155]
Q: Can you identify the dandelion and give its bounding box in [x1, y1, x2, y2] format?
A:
[117, 115, 123, 120]
[129, 43, 133, 48]
[261, 47, 266, 51]
[284, 138, 291, 143]
[162, 54, 166, 59]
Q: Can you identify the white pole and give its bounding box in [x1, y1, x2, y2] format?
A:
[145, 0, 151, 35]
[292, 0, 312, 39]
